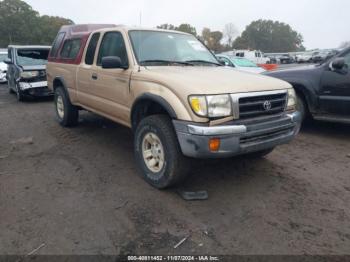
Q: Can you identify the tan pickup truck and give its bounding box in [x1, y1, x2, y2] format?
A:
[47, 24, 301, 189]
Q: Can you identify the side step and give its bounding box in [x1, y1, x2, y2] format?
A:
[313, 114, 350, 124]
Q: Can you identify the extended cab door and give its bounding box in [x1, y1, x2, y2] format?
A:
[88, 31, 132, 126]
[319, 51, 350, 116]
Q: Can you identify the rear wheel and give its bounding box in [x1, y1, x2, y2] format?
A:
[8, 82, 14, 94]
[54, 86, 79, 127]
[15, 84, 25, 102]
[134, 115, 189, 189]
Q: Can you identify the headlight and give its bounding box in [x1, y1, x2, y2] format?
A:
[189, 94, 232, 118]
[20, 71, 39, 79]
[287, 88, 297, 110]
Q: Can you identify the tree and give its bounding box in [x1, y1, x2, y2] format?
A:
[339, 41, 350, 49]
[157, 24, 176, 30]
[0, 0, 73, 47]
[233, 19, 305, 52]
[223, 23, 239, 47]
[201, 28, 223, 52]
[175, 23, 197, 36]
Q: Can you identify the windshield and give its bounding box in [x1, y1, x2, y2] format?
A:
[0, 53, 7, 62]
[129, 30, 218, 65]
[231, 58, 258, 67]
[16, 49, 49, 66]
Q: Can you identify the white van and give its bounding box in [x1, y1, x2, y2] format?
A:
[226, 50, 270, 64]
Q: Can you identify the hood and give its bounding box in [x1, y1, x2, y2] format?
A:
[139, 66, 291, 96]
[20, 65, 47, 71]
[0, 62, 7, 71]
[235, 66, 266, 74]
[265, 64, 319, 76]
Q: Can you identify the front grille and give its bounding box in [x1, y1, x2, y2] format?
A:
[239, 93, 287, 119]
[240, 127, 293, 145]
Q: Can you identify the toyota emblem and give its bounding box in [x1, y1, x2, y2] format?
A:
[263, 101, 272, 111]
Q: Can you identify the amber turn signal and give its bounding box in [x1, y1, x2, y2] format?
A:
[209, 138, 221, 152]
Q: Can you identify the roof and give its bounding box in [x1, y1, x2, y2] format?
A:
[59, 24, 118, 37]
[59, 24, 191, 36]
[8, 45, 51, 49]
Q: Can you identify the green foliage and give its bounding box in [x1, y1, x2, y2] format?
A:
[157, 23, 197, 37]
[233, 19, 305, 52]
[175, 24, 197, 36]
[157, 24, 176, 30]
[0, 0, 73, 47]
[201, 28, 223, 52]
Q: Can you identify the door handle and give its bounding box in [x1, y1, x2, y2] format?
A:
[92, 73, 98, 80]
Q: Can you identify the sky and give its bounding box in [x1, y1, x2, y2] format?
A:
[25, 0, 350, 50]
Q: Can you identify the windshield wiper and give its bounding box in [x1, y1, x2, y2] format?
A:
[185, 60, 222, 66]
[139, 60, 194, 66]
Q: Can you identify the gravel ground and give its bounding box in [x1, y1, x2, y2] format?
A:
[0, 83, 350, 256]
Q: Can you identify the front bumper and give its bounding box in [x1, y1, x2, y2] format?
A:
[173, 112, 301, 158]
[19, 81, 53, 96]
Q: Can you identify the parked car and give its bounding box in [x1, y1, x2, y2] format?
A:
[216, 54, 266, 74]
[47, 24, 301, 189]
[5, 45, 52, 101]
[278, 54, 295, 64]
[0, 50, 8, 83]
[232, 50, 271, 64]
[312, 50, 339, 63]
[296, 52, 313, 63]
[264, 47, 350, 123]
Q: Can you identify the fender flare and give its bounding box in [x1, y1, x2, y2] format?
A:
[131, 93, 178, 128]
[283, 77, 318, 112]
[53, 76, 69, 92]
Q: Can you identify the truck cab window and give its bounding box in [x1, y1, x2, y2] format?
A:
[50, 32, 65, 58]
[85, 33, 100, 65]
[60, 39, 82, 59]
[97, 32, 128, 67]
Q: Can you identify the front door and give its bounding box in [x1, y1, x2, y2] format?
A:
[319, 51, 350, 116]
[89, 31, 132, 126]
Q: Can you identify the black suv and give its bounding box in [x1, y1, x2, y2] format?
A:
[265, 47, 350, 124]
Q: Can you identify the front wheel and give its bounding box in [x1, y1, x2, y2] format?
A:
[296, 93, 307, 122]
[54, 86, 79, 127]
[134, 115, 189, 189]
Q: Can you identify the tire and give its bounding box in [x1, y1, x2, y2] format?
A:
[8, 82, 14, 94]
[296, 93, 307, 122]
[245, 148, 274, 158]
[15, 84, 25, 102]
[134, 115, 189, 189]
[54, 86, 79, 127]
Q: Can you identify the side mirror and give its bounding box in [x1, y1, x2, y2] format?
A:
[101, 56, 128, 69]
[330, 58, 345, 71]
[4, 58, 12, 65]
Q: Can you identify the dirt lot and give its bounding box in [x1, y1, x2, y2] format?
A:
[1, 83, 350, 256]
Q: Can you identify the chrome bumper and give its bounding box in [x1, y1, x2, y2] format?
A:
[173, 112, 301, 158]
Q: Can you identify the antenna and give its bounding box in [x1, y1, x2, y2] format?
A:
[138, 11, 142, 72]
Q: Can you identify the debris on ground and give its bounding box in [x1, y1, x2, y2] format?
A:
[178, 190, 209, 201]
[27, 243, 46, 256]
[115, 200, 129, 210]
[174, 237, 188, 249]
[10, 137, 34, 145]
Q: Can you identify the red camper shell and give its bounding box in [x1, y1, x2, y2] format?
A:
[48, 24, 117, 64]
